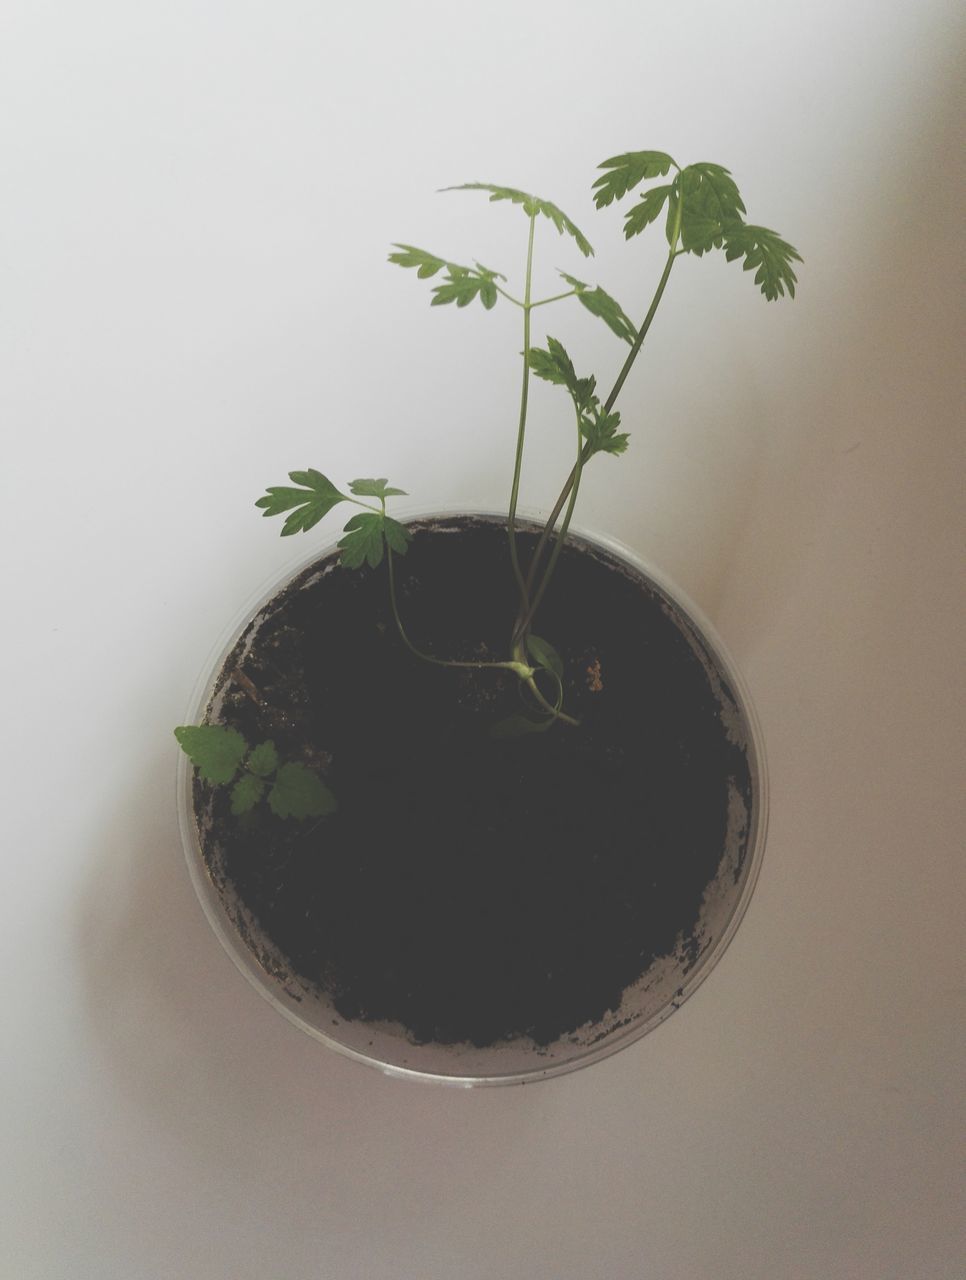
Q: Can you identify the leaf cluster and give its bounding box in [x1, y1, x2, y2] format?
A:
[174, 725, 337, 819]
[444, 183, 594, 258]
[256, 470, 411, 570]
[593, 150, 802, 300]
[527, 337, 629, 458]
[388, 244, 505, 310]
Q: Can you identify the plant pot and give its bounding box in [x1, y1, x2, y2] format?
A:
[178, 513, 766, 1085]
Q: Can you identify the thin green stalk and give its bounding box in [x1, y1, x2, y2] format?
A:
[530, 288, 577, 309]
[513, 408, 585, 644]
[386, 542, 532, 679]
[506, 211, 537, 609]
[516, 214, 684, 633]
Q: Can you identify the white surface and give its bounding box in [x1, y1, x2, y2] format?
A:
[2, 2, 963, 1277]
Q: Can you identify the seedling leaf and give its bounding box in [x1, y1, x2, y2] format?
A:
[247, 740, 279, 777]
[383, 516, 412, 555]
[581, 409, 629, 458]
[269, 763, 338, 819]
[256, 470, 348, 536]
[526, 634, 563, 679]
[558, 272, 637, 345]
[592, 151, 677, 208]
[623, 183, 674, 239]
[721, 222, 802, 300]
[230, 774, 265, 815]
[338, 512, 387, 570]
[174, 725, 248, 784]
[349, 478, 408, 499]
[444, 183, 594, 258]
[390, 245, 506, 312]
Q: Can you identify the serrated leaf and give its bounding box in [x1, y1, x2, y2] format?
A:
[338, 512, 386, 570]
[349, 478, 408, 499]
[230, 774, 265, 815]
[391, 244, 506, 311]
[581, 409, 629, 458]
[174, 725, 248, 784]
[677, 163, 748, 255]
[247, 740, 279, 778]
[269, 763, 338, 820]
[383, 516, 412, 555]
[489, 712, 555, 740]
[559, 271, 637, 345]
[526, 634, 563, 679]
[623, 183, 673, 239]
[592, 151, 677, 208]
[255, 469, 348, 536]
[721, 222, 802, 300]
[528, 338, 597, 414]
[431, 272, 487, 309]
[444, 183, 594, 258]
[527, 345, 572, 389]
[387, 244, 447, 278]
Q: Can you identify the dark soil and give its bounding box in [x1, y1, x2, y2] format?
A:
[198, 517, 751, 1047]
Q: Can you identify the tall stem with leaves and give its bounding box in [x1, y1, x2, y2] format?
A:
[507, 212, 537, 614]
[250, 151, 800, 737]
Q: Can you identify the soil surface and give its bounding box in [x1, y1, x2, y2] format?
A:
[198, 517, 751, 1047]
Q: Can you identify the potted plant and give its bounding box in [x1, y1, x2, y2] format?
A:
[176, 149, 800, 1084]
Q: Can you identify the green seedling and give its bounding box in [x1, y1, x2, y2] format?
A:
[178, 148, 801, 808]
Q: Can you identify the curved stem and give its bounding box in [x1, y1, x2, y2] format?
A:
[387, 543, 532, 678]
[522, 673, 579, 727]
[506, 211, 537, 609]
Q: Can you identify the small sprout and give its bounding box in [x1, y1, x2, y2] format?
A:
[175, 725, 336, 820]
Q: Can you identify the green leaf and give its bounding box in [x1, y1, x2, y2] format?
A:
[721, 222, 802, 300]
[349, 478, 407, 499]
[526, 634, 563, 680]
[174, 725, 248, 784]
[676, 164, 748, 256]
[387, 244, 448, 278]
[431, 270, 489, 309]
[230, 774, 265, 815]
[489, 712, 555, 740]
[247, 740, 279, 778]
[255, 469, 348, 536]
[623, 183, 673, 239]
[443, 183, 594, 258]
[338, 512, 386, 570]
[528, 338, 597, 414]
[592, 151, 677, 208]
[391, 244, 506, 312]
[383, 516, 412, 555]
[581, 408, 629, 458]
[559, 271, 637, 345]
[269, 763, 338, 820]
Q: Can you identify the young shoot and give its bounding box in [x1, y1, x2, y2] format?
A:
[177, 147, 801, 805]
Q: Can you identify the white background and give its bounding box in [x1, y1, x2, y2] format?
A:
[2, 2, 964, 1277]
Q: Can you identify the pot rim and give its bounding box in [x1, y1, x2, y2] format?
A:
[178, 507, 768, 1086]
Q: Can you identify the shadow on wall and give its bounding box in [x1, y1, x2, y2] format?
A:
[701, 30, 965, 666]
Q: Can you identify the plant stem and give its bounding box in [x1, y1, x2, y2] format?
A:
[515, 233, 683, 638]
[522, 673, 580, 727]
[386, 543, 532, 679]
[506, 211, 537, 611]
[513, 408, 585, 643]
[530, 288, 577, 309]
